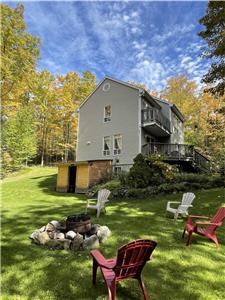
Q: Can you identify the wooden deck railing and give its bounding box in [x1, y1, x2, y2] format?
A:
[141, 108, 171, 133]
[142, 143, 210, 171]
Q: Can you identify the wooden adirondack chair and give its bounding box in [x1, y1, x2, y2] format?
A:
[166, 192, 195, 220]
[86, 189, 111, 218]
[182, 207, 225, 247]
[90, 239, 157, 300]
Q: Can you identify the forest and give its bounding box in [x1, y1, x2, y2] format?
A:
[1, 3, 225, 177]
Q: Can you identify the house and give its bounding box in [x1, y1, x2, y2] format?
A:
[56, 76, 210, 193]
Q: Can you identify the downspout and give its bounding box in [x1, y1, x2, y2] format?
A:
[138, 90, 144, 154]
[75, 108, 80, 162]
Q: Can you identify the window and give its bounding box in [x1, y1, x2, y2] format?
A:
[113, 134, 122, 155]
[104, 105, 111, 122]
[103, 82, 111, 92]
[103, 136, 111, 156]
[114, 166, 122, 174]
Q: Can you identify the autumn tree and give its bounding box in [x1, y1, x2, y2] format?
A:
[198, 91, 225, 168]
[0, 3, 40, 112]
[162, 75, 200, 145]
[198, 1, 225, 96]
[31, 71, 96, 165]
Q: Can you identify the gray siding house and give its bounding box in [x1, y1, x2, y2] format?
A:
[76, 77, 209, 174]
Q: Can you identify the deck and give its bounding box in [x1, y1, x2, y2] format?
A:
[142, 143, 210, 172]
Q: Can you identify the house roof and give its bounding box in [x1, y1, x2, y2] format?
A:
[153, 96, 185, 122]
[78, 76, 185, 121]
[78, 76, 141, 110]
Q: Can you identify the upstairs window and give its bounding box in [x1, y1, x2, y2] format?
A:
[113, 134, 122, 155]
[103, 136, 111, 156]
[104, 105, 111, 122]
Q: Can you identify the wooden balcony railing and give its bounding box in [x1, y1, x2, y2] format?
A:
[141, 108, 171, 133]
[142, 143, 210, 171]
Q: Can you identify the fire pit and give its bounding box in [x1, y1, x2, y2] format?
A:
[66, 213, 91, 234]
[29, 214, 111, 251]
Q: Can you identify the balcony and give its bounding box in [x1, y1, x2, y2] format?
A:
[141, 108, 170, 137]
[142, 143, 210, 172]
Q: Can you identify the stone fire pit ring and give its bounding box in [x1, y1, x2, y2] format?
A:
[29, 214, 111, 251]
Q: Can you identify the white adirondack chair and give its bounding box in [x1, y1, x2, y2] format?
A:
[85, 189, 111, 218]
[166, 192, 195, 220]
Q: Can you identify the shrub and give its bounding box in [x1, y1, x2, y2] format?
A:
[118, 171, 129, 186]
[174, 173, 224, 187]
[148, 160, 178, 183]
[99, 169, 116, 183]
[127, 154, 152, 188]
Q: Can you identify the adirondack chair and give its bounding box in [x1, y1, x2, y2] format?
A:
[86, 189, 111, 218]
[90, 239, 157, 300]
[182, 207, 225, 247]
[166, 192, 195, 220]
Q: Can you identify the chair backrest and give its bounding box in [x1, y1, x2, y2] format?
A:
[181, 192, 195, 206]
[97, 189, 111, 206]
[113, 239, 157, 280]
[206, 207, 225, 233]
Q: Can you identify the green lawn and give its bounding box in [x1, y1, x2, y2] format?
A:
[1, 167, 225, 300]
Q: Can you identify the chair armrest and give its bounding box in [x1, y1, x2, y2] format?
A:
[90, 250, 115, 269]
[87, 198, 97, 205]
[188, 215, 210, 219]
[179, 204, 193, 208]
[195, 222, 222, 226]
[167, 201, 180, 204]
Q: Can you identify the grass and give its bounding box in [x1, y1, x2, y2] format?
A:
[1, 167, 225, 300]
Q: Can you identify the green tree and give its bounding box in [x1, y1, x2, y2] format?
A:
[2, 106, 37, 174]
[198, 1, 225, 96]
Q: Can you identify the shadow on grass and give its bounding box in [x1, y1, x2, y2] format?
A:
[2, 171, 225, 300]
[2, 190, 225, 300]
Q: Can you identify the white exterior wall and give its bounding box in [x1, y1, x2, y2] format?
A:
[170, 111, 184, 144]
[76, 79, 140, 167]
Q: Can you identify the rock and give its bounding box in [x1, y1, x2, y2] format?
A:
[89, 224, 101, 235]
[46, 238, 71, 250]
[38, 231, 51, 245]
[71, 233, 83, 251]
[62, 239, 71, 250]
[39, 226, 46, 233]
[66, 231, 76, 240]
[54, 232, 65, 240]
[46, 239, 63, 249]
[49, 220, 61, 230]
[29, 230, 40, 244]
[46, 223, 55, 232]
[82, 235, 99, 250]
[97, 226, 111, 243]
[47, 231, 55, 239]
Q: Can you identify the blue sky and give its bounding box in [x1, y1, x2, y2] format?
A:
[6, 1, 209, 91]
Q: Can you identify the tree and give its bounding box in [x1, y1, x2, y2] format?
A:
[0, 4, 40, 105]
[198, 1, 225, 96]
[2, 106, 37, 174]
[162, 75, 200, 145]
[198, 91, 225, 168]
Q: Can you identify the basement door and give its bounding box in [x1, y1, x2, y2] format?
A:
[68, 165, 76, 193]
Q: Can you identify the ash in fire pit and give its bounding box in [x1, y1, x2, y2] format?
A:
[66, 213, 91, 234]
[29, 215, 111, 251]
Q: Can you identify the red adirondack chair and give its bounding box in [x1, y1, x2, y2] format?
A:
[182, 207, 225, 247]
[90, 239, 157, 300]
